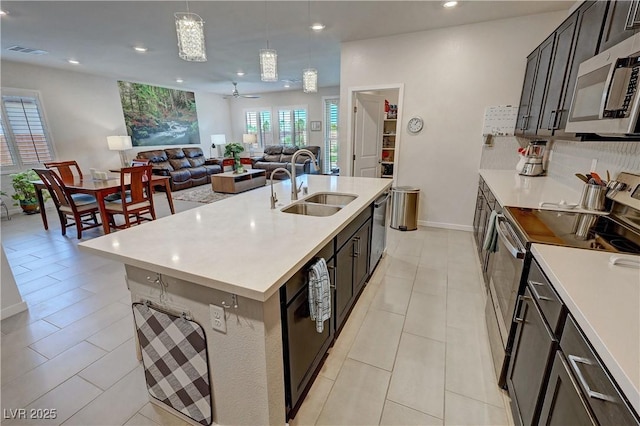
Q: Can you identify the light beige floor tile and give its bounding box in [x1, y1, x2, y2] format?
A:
[16, 276, 61, 296]
[380, 400, 443, 425]
[394, 238, 424, 257]
[13, 263, 68, 285]
[387, 333, 445, 419]
[29, 302, 131, 359]
[79, 338, 140, 390]
[419, 245, 449, 270]
[446, 326, 505, 408]
[316, 359, 390, 425]
[447, 268, 484, 294]
[1, 346, 48, 385]
[124, 413, 160, 426]
[0, 341, 106, 410]
[0, 320, 59, 352]
[413, 267, 447, 296]
[370, 275, 413, 315]
[290, 375, 334, 426]
[444, 391, 509, 426]
[403, 292, 447, 342]
[348, 308, 404, 371]
[2, 376, 102, 426]
[86, 315, 134, 352]
[64, 366, 148, 426]
[22, 282, 92, 306]
[385, 256, 419, 280]
[43, 288, 130, 328]
[447, 230, 473, 247]
[446, 288, 485, 332]
[137, 402, 191, 426]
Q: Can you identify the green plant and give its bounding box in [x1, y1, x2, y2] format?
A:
[224, 143, 245, 173]
[10, 170, 48, 206]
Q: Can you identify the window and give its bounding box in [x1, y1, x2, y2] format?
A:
[1, 91, 54, 171]
[278, 107, 307, 146]
[323, 98, 339, 174]
[245, 109, 273, 147]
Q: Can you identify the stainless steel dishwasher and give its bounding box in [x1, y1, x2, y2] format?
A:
[370, 192, 390, 274]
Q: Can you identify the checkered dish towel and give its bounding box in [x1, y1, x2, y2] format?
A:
[308, 258, 331, 333]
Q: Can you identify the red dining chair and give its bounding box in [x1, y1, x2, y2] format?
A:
[103, 165, 156, 229]
[33, 168, 101, 239]
[43, 160, 83, 184]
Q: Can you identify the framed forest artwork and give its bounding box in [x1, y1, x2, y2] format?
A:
[117, 81, 200, 147]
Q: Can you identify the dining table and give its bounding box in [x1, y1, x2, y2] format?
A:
[32, 174, 174, 234]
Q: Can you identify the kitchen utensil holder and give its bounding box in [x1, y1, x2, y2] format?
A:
[579, 184, 607, 211]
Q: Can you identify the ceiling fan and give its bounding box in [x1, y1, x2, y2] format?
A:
[224, 82, 260, 99]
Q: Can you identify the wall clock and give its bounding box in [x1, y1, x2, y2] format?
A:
[407, 116, 424, 134]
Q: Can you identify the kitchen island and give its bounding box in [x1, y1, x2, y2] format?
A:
[79, 175, 391, 425]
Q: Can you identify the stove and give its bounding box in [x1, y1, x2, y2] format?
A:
[506, 172, 640, 255]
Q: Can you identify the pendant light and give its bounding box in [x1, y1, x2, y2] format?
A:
[303, 1, 318, 93]
[260, 1, 278, 82]
[175, 2, 206, 62]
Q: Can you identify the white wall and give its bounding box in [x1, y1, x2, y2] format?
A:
[340, 11, 567, 230]
[227, 86, 339, 148]
[1, 245, 27, 319]
[0, 61, 232, 202]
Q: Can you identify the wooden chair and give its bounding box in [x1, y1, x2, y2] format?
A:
[43, 160, 82, 184]
[104, 165, 156, 229]
[33, 168, 101, 239]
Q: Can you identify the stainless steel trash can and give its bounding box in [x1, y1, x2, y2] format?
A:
[390, 186, 419, 231]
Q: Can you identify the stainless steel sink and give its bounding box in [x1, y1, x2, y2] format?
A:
[281, 203, 342, 217]
[303, 192, 357, 206]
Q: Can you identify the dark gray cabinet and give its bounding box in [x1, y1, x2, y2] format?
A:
[472, 177, 501, 287]
[599, 1, 639, 53]
[335, 208, 372, 331]
[515, 1, 607, 138]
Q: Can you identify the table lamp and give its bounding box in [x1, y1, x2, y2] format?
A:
[242, 133, 258, 156]
[211, 134, 226, 158]
[107, 136, 133, 167]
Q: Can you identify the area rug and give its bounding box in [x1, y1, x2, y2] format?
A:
[172, 186, 235, 204]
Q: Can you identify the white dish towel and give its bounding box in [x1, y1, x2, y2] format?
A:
[308, 258, 331, 333]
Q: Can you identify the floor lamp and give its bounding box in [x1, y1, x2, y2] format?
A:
[107, 136, 133, 167]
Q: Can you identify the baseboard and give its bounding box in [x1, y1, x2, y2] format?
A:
[1, 301, 27, 320]
[417, 220, 473, 232]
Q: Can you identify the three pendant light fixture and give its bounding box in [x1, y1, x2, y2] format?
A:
[174, 1, 319, 92]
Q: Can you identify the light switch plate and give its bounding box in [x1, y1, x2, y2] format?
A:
[209, 304, 226, 333]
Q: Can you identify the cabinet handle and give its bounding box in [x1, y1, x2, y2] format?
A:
[514, 316, 525, 323]
[529, 280, 553, 301]
[547, 110, 557, 130]
[625, 0, 640, 30]
[567, 355, 616, 402]
[353, 236, 361, 257]
[519, 115, 529, 131]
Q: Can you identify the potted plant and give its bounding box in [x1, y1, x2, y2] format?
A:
[10, 170, 47, 214]
[224, 143, 245, 174]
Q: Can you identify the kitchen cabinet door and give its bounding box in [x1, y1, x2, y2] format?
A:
[599, 1, 638, 53]
[335, 241, 354, 332]
[539, 351, 597, 426]
[516, 52, 541, 135]
[506, 288, 558, 425]
[352, 220, 371, 296]
[473, 186, 485, 252]
[525, 35, 555, 136]
[538, 12, 579, 136]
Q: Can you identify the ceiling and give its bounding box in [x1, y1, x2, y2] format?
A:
[1, 1, 573, 96]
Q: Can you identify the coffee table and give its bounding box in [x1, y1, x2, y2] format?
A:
[211, 169, 267, 194]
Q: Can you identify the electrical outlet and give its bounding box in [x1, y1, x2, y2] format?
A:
[591, 159, 598, 172]
[209, 304, 226, 333]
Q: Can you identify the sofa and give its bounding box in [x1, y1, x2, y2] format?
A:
[251, 145, 321, 180]
[136, 147, 223, 191]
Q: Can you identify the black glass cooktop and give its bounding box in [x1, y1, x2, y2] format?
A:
[506, 207, 640, 255]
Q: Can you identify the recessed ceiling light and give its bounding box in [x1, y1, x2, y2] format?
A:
[176, 78, 184, 83]
[284, 83, 291, 88]
[0, 10, 8, 16]
[443, 1, 458, 8]
[236, 71, 245, 76]
[133, 46, 148, 53]
[67, 59, 80, 65]
[310, 23, 325, 31]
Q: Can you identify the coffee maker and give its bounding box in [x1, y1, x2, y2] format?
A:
[519, 140, 547, 176]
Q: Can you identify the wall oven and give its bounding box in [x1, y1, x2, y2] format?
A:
[486, 210, 527, 387]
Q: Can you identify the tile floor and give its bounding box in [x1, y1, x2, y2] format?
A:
[1, 191, 513, 425]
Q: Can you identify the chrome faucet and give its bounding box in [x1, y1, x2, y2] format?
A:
[290, 149, 319, 201]
[270, 167, 293, 209]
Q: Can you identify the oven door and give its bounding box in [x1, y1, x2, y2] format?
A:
[485, 213, 526, 385]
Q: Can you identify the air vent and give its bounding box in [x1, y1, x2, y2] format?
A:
[6, 46, 48, 55]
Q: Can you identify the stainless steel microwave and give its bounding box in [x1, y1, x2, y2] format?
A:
[566, 32, 640, 136]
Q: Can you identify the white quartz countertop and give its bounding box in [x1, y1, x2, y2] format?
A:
[79, 175, 391, 302]
[479, 169, 601, 213]
[531, 244, 640, 413]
